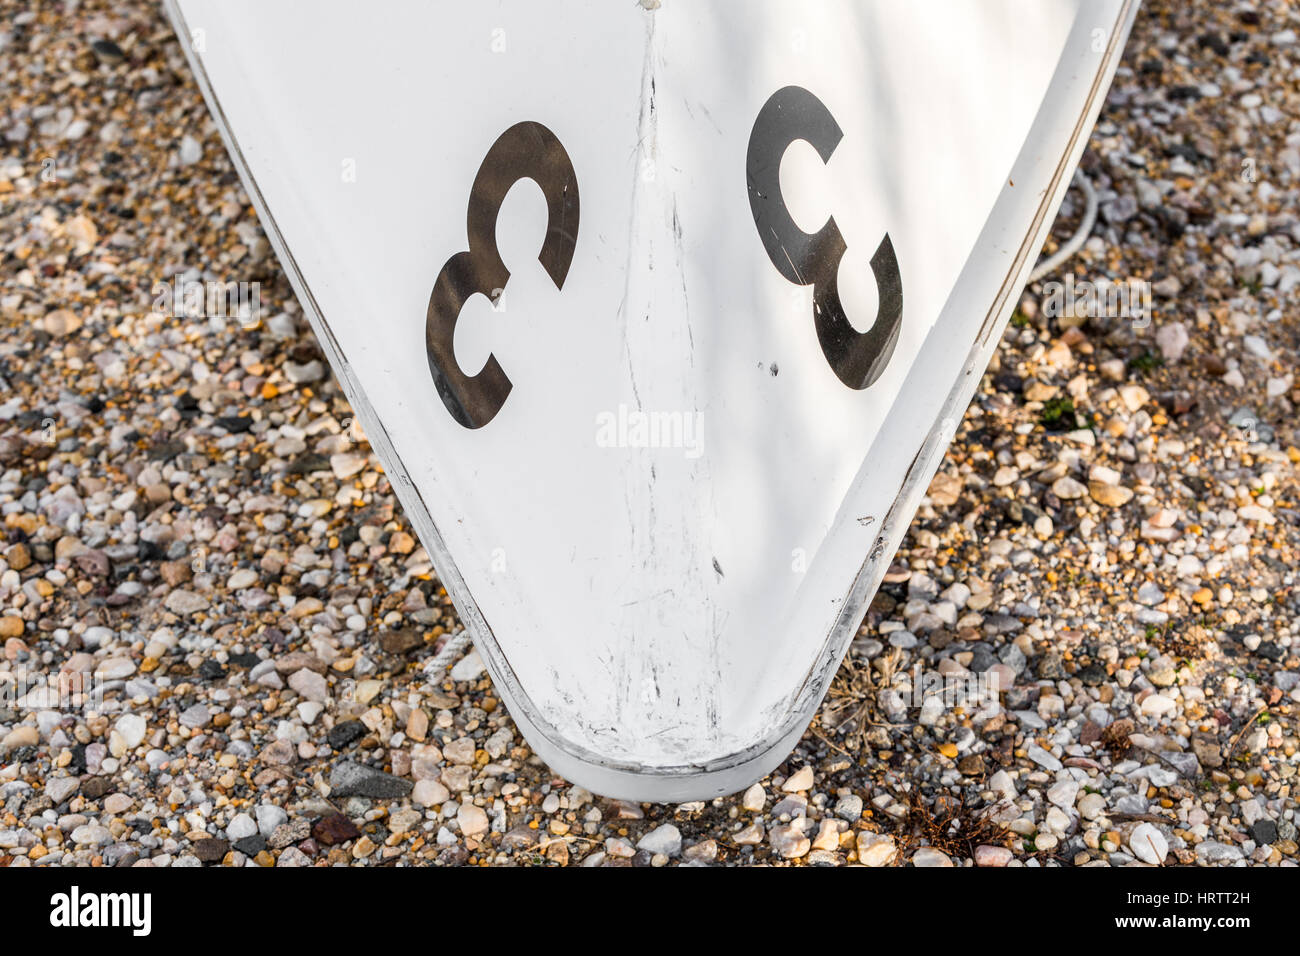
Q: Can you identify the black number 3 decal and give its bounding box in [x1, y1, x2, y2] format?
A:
[426, 122, 579, 428]
[747, 86, 903, 390]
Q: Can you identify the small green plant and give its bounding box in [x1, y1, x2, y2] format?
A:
[1127, 350, 1163, 374]
[1039, 396, 1078, 432]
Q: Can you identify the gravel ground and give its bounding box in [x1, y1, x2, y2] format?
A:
[0, 0, 1297, 868]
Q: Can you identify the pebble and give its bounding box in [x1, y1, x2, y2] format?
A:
[768, 823, 810, 859]
[834, 793, 863, 822]
[457, 803, 489, 838]
[179, 703, 210, 729]
[911, 847, 954, 867]
[413, 779, 451, 807]
[449, 649, 485, 682]
[255, 805, 289, 837]
[1, 725, 39, 752]
[313, 815, 360, 846]
[113, 714, 147, 750]
[178, 134, 202, 165]
[71, 824, 112, 846]
[856, 832, 896, 867]
[227, 569, 258, 590]
[103, 794, 132, 815]
[284, 360, 325, 384]
[1195, 841, 1243, 864]
[1089, 481, 1134, 507]
[1155, 322, 1189, 363]
[330, 453, 367, 480]
[226, 813, 258, 841]
[1046, 780, 1077, 811]
[1136, 582, 1165, 606]
[782, 766, 814, 792]
[637, 824, 683, 857]
[388, 809, 422, 836]
[46, 777, 79, 803]
[988, 770, 1017, 801]
[192, 838, 230, 863]
[1129, 823, 1169, 865]
[1078, 792, 1107, 820]
[975, 845, 1013, 867]
[1027, 746, 1063, 772]
[1139, 694, 1176, 717]
[163, 589, 209, 614]
[1052, 476, 1087, 499]
[329, 761, 413, 799]
[288, 668, 329, 702]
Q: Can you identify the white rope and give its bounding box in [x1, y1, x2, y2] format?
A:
[422, 629, 472, 680]
[1029, 169, 1098, 285]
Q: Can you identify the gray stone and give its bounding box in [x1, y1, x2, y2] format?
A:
[1195, 841, 1243, 864]
[1251, 819, 1278, 846]
[269, 820, 311, 848]
[834, 793, 863, 822]
[1159, 751, 1200, 778]
[329, 760, 413, 799]
[284, 360, 325, 384]
[179, 703, 210, 729]
[1027, 745, 1063, 771]
[46, 776, 79, 804]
